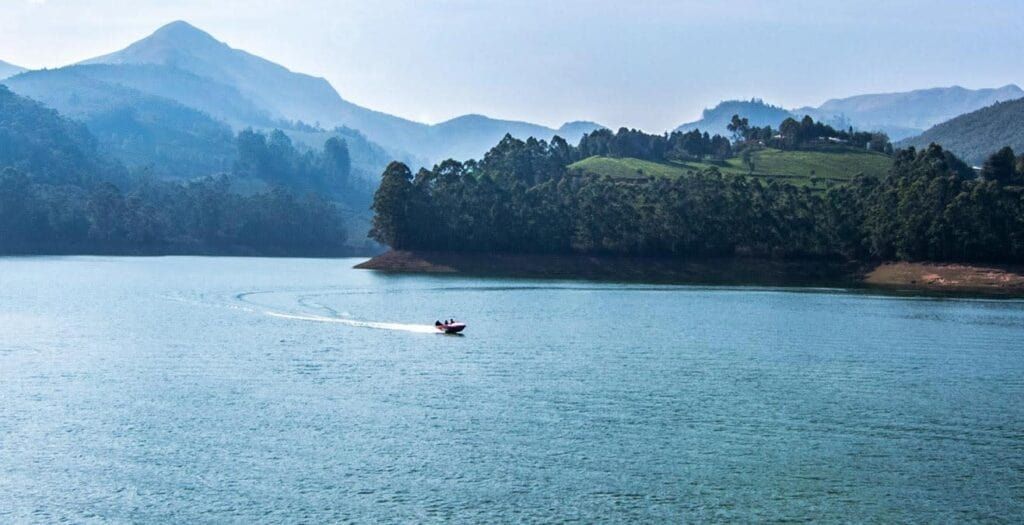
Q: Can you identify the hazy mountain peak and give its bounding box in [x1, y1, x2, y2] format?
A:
[155, 20, 205, 34]
[71, 20, 602, 164]
[437, 114, 491, 125]
[146, 20, 223, 48]
[83, 19, 231, 67]
[78, 21, 347, 125]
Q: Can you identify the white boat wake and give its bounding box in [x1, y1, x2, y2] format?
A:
[161, 292, 442, 334]
[262, 310, 439, 333]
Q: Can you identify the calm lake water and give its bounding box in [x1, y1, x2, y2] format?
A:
[2, 256, 1023, 522]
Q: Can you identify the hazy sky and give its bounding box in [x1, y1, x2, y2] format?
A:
[2, 0, 1022, 131]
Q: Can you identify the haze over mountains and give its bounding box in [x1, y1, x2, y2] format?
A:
[798, 84, 1024, 140]
[6, 66, 237, 179]
[73, 21, 601, 164]
[678, 85, 1024, 141]
[0, 60, 25, 80]
[3, 19, 1022, 180]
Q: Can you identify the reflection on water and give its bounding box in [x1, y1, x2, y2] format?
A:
[1, 256, 1023, 522]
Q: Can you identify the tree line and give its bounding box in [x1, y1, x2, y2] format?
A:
[521, 113, 891, 171]
[729, 114, 893, 153]
[371, 133, 1024, 263]
[0, 169, 350, 255]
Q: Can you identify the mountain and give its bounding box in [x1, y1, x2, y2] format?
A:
[797, 85, 1024, 141]
[63, 63, 277, 128]
[81, 21, 602, 163]
[82, 21, 368, 128]
[897, 98, 1024, 166]
[0, 60, 26, 80]
[675, 99, 794, 136]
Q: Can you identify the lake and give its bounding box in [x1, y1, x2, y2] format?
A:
[2, 256, 1023, 522]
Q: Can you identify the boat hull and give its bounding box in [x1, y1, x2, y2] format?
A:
[437, 323, 466, 334]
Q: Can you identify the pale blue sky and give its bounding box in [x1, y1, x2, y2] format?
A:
[2, 0, 1022, 131]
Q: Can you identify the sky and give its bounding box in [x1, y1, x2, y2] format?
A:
[1, 0, 1022, 131]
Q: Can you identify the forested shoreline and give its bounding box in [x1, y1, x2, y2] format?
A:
[370, 127, 1024, 264]
[0, 170, 354, 256]
[6, 70, 1024, 265]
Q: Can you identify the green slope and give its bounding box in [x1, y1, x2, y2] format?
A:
[568, 156, 693, 179]
[897, 97, 1024, 166]
[748, 149, 893, 181]
[569, 148, 892, 187]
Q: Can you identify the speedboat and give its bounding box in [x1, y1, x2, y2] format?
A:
[435, 320, 466, 334]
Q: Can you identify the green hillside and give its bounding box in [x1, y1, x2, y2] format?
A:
[569, 148, 892, 187]
[897, 97, 1024, 165]
[568, 156, 692, 179]
[0, 85, 126, 185]
[748, 149, 892, 181]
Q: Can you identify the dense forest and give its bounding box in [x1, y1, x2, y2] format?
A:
[0, 85, 355, 255]
[371, 128, 1024, 264]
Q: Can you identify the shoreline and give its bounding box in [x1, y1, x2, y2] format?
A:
[0, 244, 377, 259]
[863, 261, 1024, 296]
[356, 250, 1024, 297]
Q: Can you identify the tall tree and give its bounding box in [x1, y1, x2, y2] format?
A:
[727, 114, 750, 142]
[323, 137, 352, 186]
[370, 162, 414, 248]
[981, 146, 1016, 183]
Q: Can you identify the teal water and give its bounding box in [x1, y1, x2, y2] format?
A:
[1, 256, 1023, 522]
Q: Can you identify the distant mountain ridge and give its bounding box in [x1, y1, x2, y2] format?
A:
[798, 84, 1024, 140]
[677, 85, 1024, 141]
[79, 21, 603, 163]
[12, 20, 1017, 170]
[897, 97, 1024, 165]
[0, 60, 26, 80]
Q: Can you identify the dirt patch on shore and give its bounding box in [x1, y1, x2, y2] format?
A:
[865, 262, 1024, 295]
